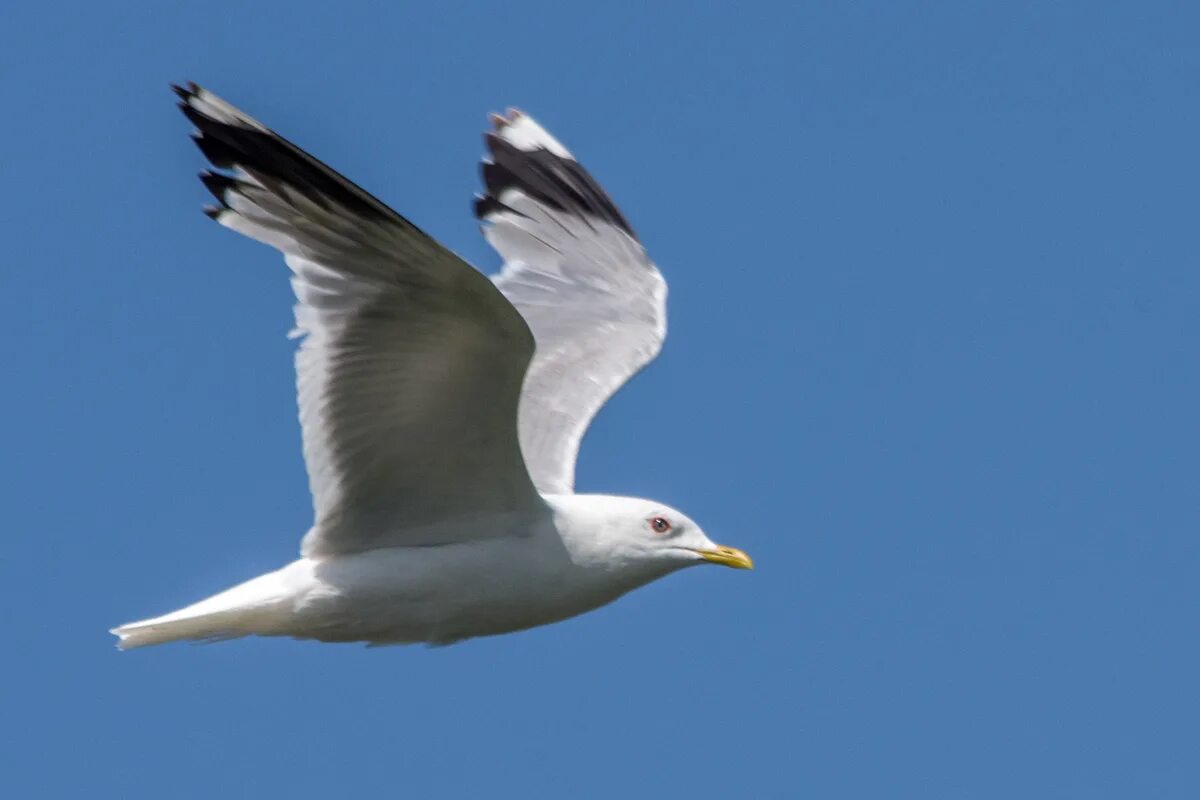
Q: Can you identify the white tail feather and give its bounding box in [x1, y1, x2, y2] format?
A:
[111, 569, 294, 650]
[110, 612, 245, 650]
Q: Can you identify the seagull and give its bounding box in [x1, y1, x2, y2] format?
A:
[111, 83, 752, 650]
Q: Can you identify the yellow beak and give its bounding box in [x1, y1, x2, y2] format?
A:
[695, 545, 754, 570]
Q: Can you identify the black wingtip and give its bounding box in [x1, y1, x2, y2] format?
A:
[191, 132, 236, 169]
[202, 205, 222, 220]
[171, 81, 402, 226]
[171, 81, 201, 100]
[477, 132, 637, 239]
[198, 170, 237, 205]
[473, 194, 500, 220]
[474, 193, 529, 222]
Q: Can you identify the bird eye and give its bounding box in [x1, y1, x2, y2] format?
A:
[648, 516, 672, 534]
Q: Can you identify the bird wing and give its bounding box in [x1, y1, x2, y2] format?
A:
[477, 111, 667, 495]
[175, 84, 543, 556]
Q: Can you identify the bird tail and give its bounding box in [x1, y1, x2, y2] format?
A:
[110, 610, 244, 650]
[110, 569, 293, 650]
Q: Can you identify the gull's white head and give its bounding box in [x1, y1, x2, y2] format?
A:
[549, 494, 753, 576]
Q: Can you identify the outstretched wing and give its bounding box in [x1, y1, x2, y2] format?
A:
[175, 84, 543, 556]
[478, 111, 667, 495]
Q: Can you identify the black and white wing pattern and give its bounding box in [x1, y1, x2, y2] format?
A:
[478, 111, 667, 495]
[175, 84, 543, 556]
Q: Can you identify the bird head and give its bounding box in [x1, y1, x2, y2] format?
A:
[551, 494, 753, 575]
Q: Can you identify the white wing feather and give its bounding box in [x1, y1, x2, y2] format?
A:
[478, 111, 667, 494]
[176, 84, 543, 556]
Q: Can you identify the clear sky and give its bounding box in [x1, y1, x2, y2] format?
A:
[3, 1, 1198, 797]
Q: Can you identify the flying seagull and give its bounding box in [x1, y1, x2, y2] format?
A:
[111, 83, 752, 649]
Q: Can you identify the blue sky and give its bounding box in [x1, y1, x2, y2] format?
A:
[3, 1, 1198, 797]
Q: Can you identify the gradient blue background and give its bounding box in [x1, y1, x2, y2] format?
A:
[4, 2, 1198, 797]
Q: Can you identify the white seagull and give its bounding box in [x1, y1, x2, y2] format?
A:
[111, 83, 752, 650]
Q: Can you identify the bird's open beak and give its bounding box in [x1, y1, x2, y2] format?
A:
[695, 545, 754, 570]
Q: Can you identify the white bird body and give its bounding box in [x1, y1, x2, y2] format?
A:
[111, 85, 751, 650]
[115, 496, 705, 648]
